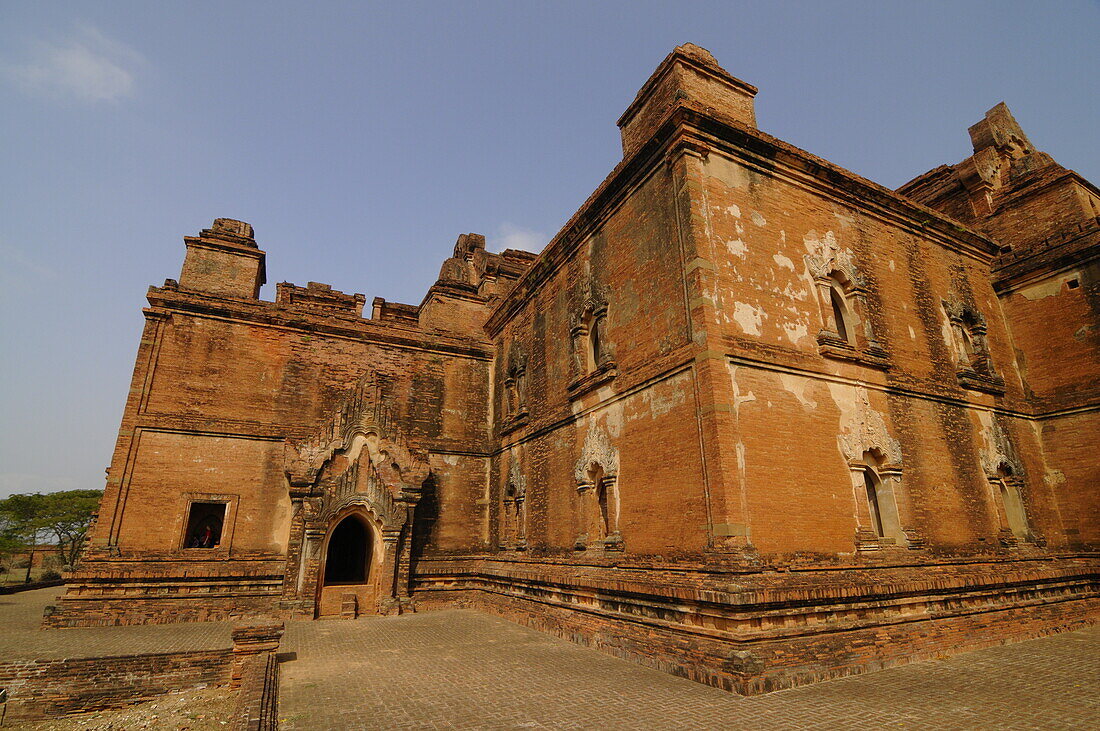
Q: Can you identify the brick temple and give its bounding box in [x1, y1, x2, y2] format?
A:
[48, 44, 1099, 693]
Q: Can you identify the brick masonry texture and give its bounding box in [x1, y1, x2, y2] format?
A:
[277, 608, 1100, 730]
[0, 588, 236, 721]
[47, 43, 1100, 693]
[0, 649, 231, 721]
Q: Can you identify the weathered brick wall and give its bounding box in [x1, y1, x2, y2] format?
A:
[997, 260, 1100, 405]
[0, 649, 231, 720]
[229, 653, 278, 731]
[1031, 410, 1100, 545]
[897, 110, 1100, 554]
[89, 286, 494, 562]
[414, 555, 1099, 694]
[488, 158, 708, 556]
[677, 135, 1071, 556]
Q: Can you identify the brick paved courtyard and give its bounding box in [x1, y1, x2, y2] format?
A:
[0, 587, 231, 659]
[279, 610, 1099, 730]
[2, 588, 1096, 728]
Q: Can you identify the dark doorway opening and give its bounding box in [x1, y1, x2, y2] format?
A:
[324, 516, 371, 584]
[184, 502, 226, 548]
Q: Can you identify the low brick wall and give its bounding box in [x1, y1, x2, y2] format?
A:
[42, 594, 282, 627]
[230, 653, 279, 731]
[0, 579, 64, 595]
[0, 649, 232, 721]
[414, 554, 1100, 694]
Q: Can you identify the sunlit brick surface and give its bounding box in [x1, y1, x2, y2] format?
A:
[279, 610, 1099, 730]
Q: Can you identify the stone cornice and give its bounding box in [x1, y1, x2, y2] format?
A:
[485, 103, 1001, 337]
[616, 45, 758, 129]
[146, 286, 493, 360]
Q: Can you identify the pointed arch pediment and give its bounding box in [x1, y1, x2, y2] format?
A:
[574, 423, 619, 484]
[837, 388, 903, 468]
[284, 372, 430, 525]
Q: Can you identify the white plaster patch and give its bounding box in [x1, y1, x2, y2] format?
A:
[639, 371, 689, 418]
[751, 211, 767, 227]
[1044, 469, 1066, 488]
[889, 259, 896, 271]
[825, 382, 902, 464]
[781, 282, 810, 301]
[705, 154, 751, 189]
[727, 203, 742, 218]
[802, 229, 842, 260]
[729, 366, 757, 414]
[733, 302, 765, 336]
[779, 372, 817, 408]
[773, 253, 795, 271]
[783, 321, 808, 345]
[1018, 271, 1082, 300]
[597, 398, 625, 437]
[443, 454, 460, 466]
[940, 313, 958, 363]
[833, 210, 856, 228]
[726, 239, 748, 258]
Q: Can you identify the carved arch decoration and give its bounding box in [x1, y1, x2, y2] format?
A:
[978, 415, 1023, 480]
[837, 389, 903, 469]
[837, 389, 922, 551]
[500, 447, 527, 550]
[573, 423, 623, 551]
[805, 240, 887, 367]
[502, 342, 529, 431]
[568, 281, 616, 395]
[941, 297, 1005, 394]
[281, 372, 430, 616]
[977, 415, 1040, 547]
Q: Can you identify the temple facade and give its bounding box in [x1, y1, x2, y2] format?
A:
[48, 45, 1099, 694]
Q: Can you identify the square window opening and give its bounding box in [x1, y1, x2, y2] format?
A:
[184, 502, 226, 549]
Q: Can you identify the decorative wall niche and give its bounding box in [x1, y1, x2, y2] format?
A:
[568, 285, 616, 397]
[805, 244, 888, 369]
[500, 449, 527, 550]
[979, 419, 1041, 547]
[573, 425, 622, 551]
[501, 344, 529, 434]
[942, 298, 1005, 395]
[838, 390, 923, 551]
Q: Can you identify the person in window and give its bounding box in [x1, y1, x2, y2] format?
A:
[188, 521, 219, 548]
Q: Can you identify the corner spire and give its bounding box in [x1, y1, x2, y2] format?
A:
[617, 44, 758, 158]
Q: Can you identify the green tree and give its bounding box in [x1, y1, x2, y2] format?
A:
[0, 490, 103, 580]
[0, 493, 49, 582]
[39, 490, 103, 568]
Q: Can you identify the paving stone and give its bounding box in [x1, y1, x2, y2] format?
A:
[278, 609, 1099, 730]
[0, 587, 232, 660]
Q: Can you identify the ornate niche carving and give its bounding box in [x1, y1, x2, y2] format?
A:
[941, 298, 1005, 395]
[805, 242, 888, 369]
[281, 372, 430, 615]
[500, 449, 527, 550]
[501, 343, 529, 434]
[838, 390, 922, 551]
[568, 283, 616, 397]
[573, 424, 622, 551]
[979, 417, 1040, 547]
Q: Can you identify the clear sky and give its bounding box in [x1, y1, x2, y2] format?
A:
[1, 1, 1097, 498]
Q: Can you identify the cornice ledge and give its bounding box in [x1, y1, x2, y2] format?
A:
[672, 106, 1001, 260]
[145, 287, 493, 359]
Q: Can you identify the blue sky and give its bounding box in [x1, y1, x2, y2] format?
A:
[1, 1, 1097, 498]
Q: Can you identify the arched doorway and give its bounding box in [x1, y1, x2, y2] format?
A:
[325, 516, 371, 584]
[317, 513, 379, 618]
